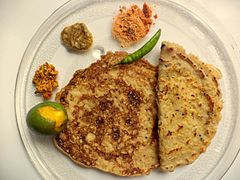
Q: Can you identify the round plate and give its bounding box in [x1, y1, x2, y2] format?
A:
[15, 0, 240, 179]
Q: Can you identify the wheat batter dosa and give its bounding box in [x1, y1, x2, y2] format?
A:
[54, 51, 159, 176]
[157, 41, 223, 171]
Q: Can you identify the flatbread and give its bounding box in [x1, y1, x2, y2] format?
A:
[54, 51, 159, 176]
[157, 41, 223, 171]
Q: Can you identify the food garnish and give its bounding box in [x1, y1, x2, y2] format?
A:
[32, 62, 58, 100]
[112, 3, 153, 47]
[119, 29, 161, 64]
[27, 101, 68, 134]
[61, 22, 93, 51]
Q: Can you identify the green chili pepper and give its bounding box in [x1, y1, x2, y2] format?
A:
[119, 29, 161, 64]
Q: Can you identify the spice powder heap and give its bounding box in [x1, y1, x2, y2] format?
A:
[32, 62, 58, 100]
[112, 3, 153, 47]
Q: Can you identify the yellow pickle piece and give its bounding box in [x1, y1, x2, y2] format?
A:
[32, 62, 58, 100]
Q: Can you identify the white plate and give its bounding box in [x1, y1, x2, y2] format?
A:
[15, 0, 240, 179]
